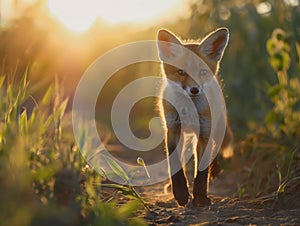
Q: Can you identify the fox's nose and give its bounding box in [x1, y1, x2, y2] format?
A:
[190, 87, 199, 95]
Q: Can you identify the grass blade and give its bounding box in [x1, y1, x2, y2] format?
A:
[104, 155, 130, 184]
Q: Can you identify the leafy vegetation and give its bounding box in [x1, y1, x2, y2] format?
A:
[0, 73, 147, 225]
[236, 28, 300, 203]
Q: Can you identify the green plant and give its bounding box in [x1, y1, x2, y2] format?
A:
[237, 28, 300, 201]
[265, 28, 300, 141]
[0, 71, 147, 225]
[275, 149, 298, 204]
[102, 155, 150, 211]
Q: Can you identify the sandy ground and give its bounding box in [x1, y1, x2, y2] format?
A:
[108, 145, 300, 225]
[135, 173, 300, 225]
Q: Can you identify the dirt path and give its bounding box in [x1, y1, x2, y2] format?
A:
[137, 175, 300, 225]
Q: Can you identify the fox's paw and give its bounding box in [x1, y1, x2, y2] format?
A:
[173, 184, 189, 206]
[192, 196, 211, 207]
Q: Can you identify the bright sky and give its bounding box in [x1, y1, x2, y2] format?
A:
[0, 0, 187, 32]
[47, 0, 187, 32]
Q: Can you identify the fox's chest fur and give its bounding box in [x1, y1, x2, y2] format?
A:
[159, 79, 211, 137]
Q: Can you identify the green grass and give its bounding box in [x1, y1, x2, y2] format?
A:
[0, 73, 147, 226]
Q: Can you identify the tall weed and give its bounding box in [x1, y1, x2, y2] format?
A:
[0, 72, 147, 225]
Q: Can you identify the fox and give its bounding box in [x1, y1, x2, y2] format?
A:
[156, 27, 233, 207]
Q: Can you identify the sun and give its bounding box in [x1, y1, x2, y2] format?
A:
[47, 0, 184, 32]
[47, 0, 98, 32]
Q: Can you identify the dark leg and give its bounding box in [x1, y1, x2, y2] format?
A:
[192, 168, 211, 207]
[192, 138, 211, 207]
[166, 127, 189, 206]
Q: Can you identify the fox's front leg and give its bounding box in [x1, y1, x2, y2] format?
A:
[192, 137, 211, 207]
[166, 127, 189, 206]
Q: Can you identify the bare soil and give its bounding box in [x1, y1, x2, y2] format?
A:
[136, 173, 300, 225]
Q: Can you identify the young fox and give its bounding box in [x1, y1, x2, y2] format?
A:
[157, 28, 233, 207]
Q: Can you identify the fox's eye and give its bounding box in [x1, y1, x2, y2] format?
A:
[177, 69, 186, 76]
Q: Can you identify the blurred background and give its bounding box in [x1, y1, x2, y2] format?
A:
[1, 0, 299, 139]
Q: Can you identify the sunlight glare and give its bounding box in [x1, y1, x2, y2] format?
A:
[47, 0, 98, 32]
[95, 0, 183, 24]
[256, 2, 272, 15]
[47, 0, 183, 32]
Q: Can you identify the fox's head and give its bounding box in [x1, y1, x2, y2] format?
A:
[157, 28, 229, 97]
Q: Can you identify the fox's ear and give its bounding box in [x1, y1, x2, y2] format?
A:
[198, 28, 229, 62]
[157, 29, 182, 60]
